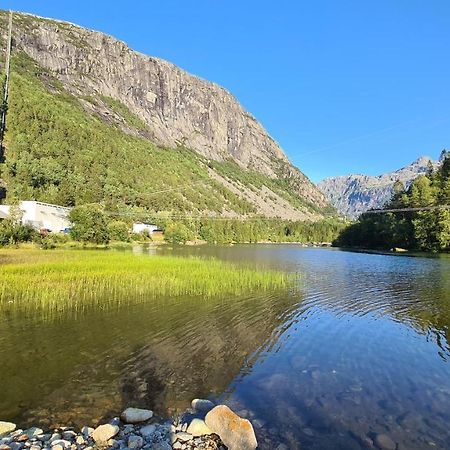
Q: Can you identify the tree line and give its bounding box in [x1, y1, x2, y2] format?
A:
[334, 151, 450, 252]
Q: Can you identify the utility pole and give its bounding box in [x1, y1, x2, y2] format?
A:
[0, 10, 13, 161]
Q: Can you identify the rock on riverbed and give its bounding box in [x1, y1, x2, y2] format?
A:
[0, 400, 257, 450]
[120, 408, 153, 424]
[0, 422, 16, 436]
[205, 405, 258, 450]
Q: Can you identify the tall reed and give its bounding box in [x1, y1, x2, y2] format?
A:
[0, 249, 293, 313]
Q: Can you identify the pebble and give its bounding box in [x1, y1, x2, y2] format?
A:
[127, 435, 143, 449]
[60, 432, 75, 442]
[23, 431, 42, 440]
[374, 433, 396, 450]
[0, 400, 256, 450]
[48, 435, 61, 444]
[175, 432, 192, 442]
[139, 424, 156, 439]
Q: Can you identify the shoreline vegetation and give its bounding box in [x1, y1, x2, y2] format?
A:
[0, 248, 293, 313]
[334, 153, 450, 253]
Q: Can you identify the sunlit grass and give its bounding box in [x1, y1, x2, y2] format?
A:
[0, 249, 293, 312]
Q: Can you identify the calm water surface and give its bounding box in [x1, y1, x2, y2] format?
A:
[1, 246, 450, 450]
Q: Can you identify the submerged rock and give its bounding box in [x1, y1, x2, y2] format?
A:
[374, 433, 396, 450]
[92, 424, 119, 444]
[191, 399, 215, 413]
[120, 408, 153, 424]
[0, 424, 16, 437]
[186, 419, 212, 437]
[205, 405, 257, 450]
[23, 429, 43, 439]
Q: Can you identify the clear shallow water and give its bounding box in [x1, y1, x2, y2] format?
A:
[1, 246, 450, 450]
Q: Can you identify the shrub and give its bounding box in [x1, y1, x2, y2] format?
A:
[164, 222, 192, 244]
[107, 220, 130, 242]
[69, 203, 110, 244]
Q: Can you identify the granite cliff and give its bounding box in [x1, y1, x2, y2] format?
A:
[0, 11, 331, 219]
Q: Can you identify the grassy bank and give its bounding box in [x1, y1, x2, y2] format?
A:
[0, 249, 292, 312]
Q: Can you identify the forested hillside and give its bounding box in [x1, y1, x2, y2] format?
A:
[0, 10, 335, 223]
[335, 153, 450, 252]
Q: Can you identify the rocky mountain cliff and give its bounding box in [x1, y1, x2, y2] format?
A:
[0, 10, 332, 220]
[318, 156, 441, 218]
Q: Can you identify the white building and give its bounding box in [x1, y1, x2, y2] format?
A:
[132, 223, 158, 234]
[0, 201, 72, 232]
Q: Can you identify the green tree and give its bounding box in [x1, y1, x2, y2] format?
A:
[69, 204, 110, 244]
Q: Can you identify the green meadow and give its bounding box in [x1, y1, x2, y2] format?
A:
[0, 249, 292, 312]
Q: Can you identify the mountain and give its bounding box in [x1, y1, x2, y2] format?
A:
[318, 156, 441, 219]
[0, 11, 333, 220]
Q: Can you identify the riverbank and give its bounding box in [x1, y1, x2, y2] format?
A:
[0, 401, 261, 450]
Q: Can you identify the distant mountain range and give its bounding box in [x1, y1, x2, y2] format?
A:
[317, 155, 443, 219]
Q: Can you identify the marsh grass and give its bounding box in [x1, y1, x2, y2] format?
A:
[0, 249, 292, 312]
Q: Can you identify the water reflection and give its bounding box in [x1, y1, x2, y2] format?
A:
[0, 291, 300, 428]
[158, 245, 450, 449]
[1, 246, 450, 450]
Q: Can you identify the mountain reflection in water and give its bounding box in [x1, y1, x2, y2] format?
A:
[1, 246, 450, 450]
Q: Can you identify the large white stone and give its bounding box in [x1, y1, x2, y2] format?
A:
[120, 408, 153, 424]
[0, 423, 16, 436]
[186, 419, 212, 437]
[92, 424, 119, 444]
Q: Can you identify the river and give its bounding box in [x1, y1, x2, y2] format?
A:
[1, 245, 450, 449]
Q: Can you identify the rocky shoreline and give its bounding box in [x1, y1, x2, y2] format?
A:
[0, 401, 260, 450]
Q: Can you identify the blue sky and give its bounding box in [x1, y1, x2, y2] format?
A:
[3, 1, 450, 182]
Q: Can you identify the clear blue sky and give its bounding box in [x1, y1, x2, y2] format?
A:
[3, 1, 450, 182]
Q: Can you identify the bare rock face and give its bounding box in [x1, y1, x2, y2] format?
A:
[1, 11, 328, 214]
[205, 405, 257, 450]
[318, 155, 440, 218]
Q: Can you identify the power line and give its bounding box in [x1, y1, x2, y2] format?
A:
[365, 205, 450, 214]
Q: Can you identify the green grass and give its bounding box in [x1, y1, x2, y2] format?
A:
[0, 249, 293, 312]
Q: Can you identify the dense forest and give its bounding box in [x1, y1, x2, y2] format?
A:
[335, 151, 450, 252]
[0, 49, 345, 246]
